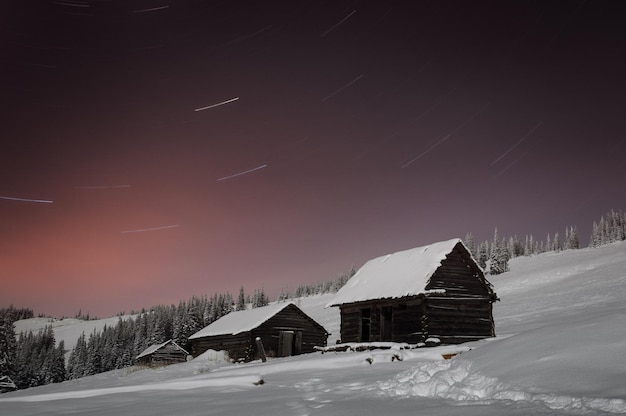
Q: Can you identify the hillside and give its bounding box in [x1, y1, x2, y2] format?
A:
[2, 242, 626, 415]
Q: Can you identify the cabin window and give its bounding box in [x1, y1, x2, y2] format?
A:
[361, 308, 371, 342]
[381, 306, 392, 341]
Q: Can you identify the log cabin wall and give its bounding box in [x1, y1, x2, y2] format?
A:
[425, 244, 492, 297]
[191, 332, 251, 361]
[421, 243, 496, 343]
[339, 306, 361, 342]
[422, 297, 494, 343]
[338, 297, 425, 343]
[390, 300, 425, 343]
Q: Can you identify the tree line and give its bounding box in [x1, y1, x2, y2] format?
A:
[464, 209, 626, 276]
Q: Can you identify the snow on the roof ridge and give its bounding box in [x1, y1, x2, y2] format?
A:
[326, 238, 463, 307]
[189, 302, 294, 339]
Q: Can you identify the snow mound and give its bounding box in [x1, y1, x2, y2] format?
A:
[194, 349, 230, 364]
[374, 359, 626, 414]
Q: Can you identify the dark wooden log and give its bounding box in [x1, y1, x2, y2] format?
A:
[255, 337, 267, 362]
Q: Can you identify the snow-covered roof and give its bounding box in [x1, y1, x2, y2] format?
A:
[327, 238, 469, 307]
[189, 302, 297, 340]
[136, 340, 189, 360]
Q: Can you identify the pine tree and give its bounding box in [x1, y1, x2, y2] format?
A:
[488, 228, 508, 275]
[67, 332, 88, 379]
[477, 241, 489, 269]
[86, 330, 102, 376]
[236, 286, 246, 311]
[569, 226, 580, 249]
[553, 232, 561, 252]
[0, 310, 17, 382]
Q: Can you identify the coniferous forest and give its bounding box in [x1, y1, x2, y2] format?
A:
[1, 209, 625, 391]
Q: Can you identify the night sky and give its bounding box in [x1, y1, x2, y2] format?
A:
[2, 1, 625, 317]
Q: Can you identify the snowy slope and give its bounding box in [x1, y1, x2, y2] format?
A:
[2, 242, 626, 415]
[14, 315, 136, 358]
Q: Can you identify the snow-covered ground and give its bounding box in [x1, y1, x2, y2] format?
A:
[3, 242, 626, 415]
[14, 314, 136, 361]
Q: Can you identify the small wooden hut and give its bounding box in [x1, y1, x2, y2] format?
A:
[189, 302, 329, 362]
[327, 238, 498, 344]
[135, 340, 190, 367]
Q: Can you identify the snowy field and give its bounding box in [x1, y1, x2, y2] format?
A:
[3, 242, 626, 415]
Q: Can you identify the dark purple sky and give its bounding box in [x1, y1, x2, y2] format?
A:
[2, 0, 625, 317]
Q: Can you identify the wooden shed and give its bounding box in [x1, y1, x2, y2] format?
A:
[327, 238, 498, 345]
[189, 302, 329, 362]
[135, 339, 190, 367]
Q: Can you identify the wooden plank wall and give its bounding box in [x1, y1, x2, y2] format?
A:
[426, 244, 492, 298]
[423, 297, 494, 343]
[339, 299, 424, 343]
[339, 308, 361, 342]
[191, 333, 252, 362]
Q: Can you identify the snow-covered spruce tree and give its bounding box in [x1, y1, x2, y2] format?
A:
[236, 286, 246, 311]
[0, 310, 17, 383]
[277, 287, 290, 302]
[172, 301, 188, 348]
[477, 241, 489, 269]
[560, 226, 580, 251]
[570, 226, 580, 249]
[524, 234, 533, 256]
[133, 313, 149, 358]
[488, 228, 509, 275]
[67, 332, 88, 379]
[507, 235, 524, 258]
[252, 288, 268, 308]
[553, 232, 561, 252]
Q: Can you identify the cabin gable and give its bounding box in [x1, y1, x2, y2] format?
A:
[425, 242, 493, 298]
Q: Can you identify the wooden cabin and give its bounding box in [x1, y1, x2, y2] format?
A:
[327, 238, 498, 345]
[135, 340, 190, 367]
[189, 302, 329, 362]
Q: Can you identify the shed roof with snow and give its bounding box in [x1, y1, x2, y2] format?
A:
[189, 302, 324, 339]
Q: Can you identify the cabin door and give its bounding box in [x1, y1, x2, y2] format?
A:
[278, 331, 294, 357]
[361, 308, 371, 342]
[278, 330, 303, 357]
[381, 306, 392, 341]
